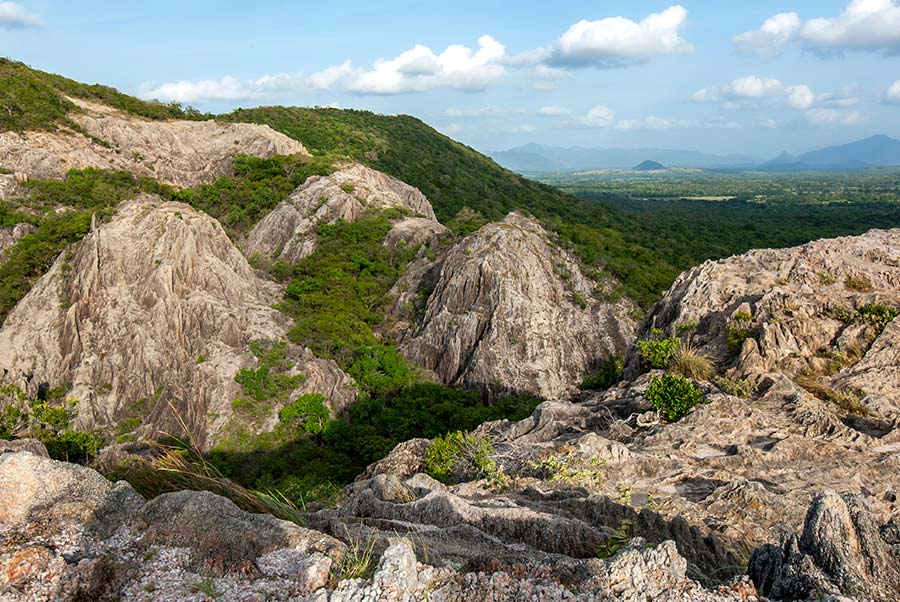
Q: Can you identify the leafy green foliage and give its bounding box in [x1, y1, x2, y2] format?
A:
[174, 154, 334, 238]
[347, 345, 417, 398]
[645, 373, 706, 422]
[579, 356, 623, 391]
[0, 58, 207, 133]
[281, 211, 418, 366]
[278, 394, 329, 435]
[636, 333, 678, 370]
[858, 304, 898, 331]
[425, 430, 506, 487]
[597, 518, 635, 559]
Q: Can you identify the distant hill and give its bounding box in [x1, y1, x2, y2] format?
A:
[490, 143, 759, 173]
[633, 160, 665, 171]
[760, 135, 900, 172]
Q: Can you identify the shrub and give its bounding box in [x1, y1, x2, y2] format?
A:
[670, 341, 715, 381]
[636, 336, 678, 370]
[347, 345, 416, 398]
[712, 376, 757, 398]
[825, 304, 856, 323]
[579, 356, 623, 391]
[858, 304, 898, 331]
[726, 321, 754, 351]
[425, 431, 506, 487]
[645, 373, 705, 422]
[845, 275, 873, 292]
[526, 447, 605, 488]
[278, 394, 329, 435]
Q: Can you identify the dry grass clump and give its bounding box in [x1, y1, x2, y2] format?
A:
[670, 340, 716, 381]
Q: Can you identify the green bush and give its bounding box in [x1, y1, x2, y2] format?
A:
[636, 335, 678, 369]
[579, 356, 623, 391]
[645, 373, 705, 422]
[425, 431, 505, 487]
[858, 304, 898, 331]
[278, 393, 329, 435]
[347, 345, 417, 398]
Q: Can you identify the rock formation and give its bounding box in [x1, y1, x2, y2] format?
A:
[0, 98, 306, 188]
[0, 222, 35, 262]
[628, 229, 900, 402]
[0, 195, 355, 447]
[402, 212, 636, 399]
[244, 163, 441, 263]
[0, 449, 759, 601]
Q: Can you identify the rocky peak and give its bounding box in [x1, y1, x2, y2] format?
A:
[628, 228, 900, 403]
[402, 212, 636, 400]
[0, 97, 307, 188]
[244, 162, 441, 263]
[0, 195, 355, 447]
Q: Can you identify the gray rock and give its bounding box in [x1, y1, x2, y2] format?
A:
[244, 163, 438, 263]
[403, 213, 637, 400]
[0, 438, 48, 457]
[0, 223, 35, 263]
[0, 97, 306, 187]
[0, 195, 355, 447]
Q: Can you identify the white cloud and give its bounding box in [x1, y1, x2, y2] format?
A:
[537, 105, 572, 116]
[583, 105, 616, 127]
[805, 108, 864, 125]
[307, 35, 506, 94]
[0, 2, 42, 29]
[139, 73, 305, 103]
[444, 106, 502, 117]
[530, 64, 571, 90]
[735, 0, 900, 57]
[886, 80, 900, 104]
[692, 76, 815, 110]
[550, 5, 692, 67]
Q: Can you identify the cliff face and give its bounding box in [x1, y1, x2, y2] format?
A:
[244, 163, 441, 263]
[0, 98, 306, 188]
[627, 228, 900, 402]
[0, 195, 355, 447]
[402, 213, 637, 400]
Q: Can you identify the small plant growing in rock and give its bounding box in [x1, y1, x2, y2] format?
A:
[670, 340, 715, 381]
[330, 526, 378, 584]
[571, 291, 588, 309]
[725, 320, 755, 351]
[818, 271, 837, 285]
[645, 373, 705, 422]
[579, 356, 623, 391]
[845, 275, 873, 292]
[425, 431, 507, 488]
[636, 331, 678, 370]
[825, 304, 856, 323]
[858, 304, 898, 332]
[675, 319, 698, 335]
[525, 446, 605, 489]
[712, 376, 756, 398]
[596, 518, 635, 560]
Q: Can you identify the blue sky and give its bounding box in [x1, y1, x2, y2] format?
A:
[2, 0, 900, 157]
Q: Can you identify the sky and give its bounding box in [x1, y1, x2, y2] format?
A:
[2, 0, 900, 158]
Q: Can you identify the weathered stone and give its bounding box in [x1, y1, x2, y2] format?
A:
[403, 213, 636, 400]
[0, 98, 306, 188]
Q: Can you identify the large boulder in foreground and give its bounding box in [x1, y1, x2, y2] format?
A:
[0, 97, 307, 188]
[750, 491, 900, 601]
[402, 212, 636, 400]
[244, 163, 441, 263]
[0, 195, 355, 447]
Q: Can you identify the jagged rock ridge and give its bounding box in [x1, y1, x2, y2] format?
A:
[0, 98, 307, 188]
[0, 195, 355, 447]
[244, 163, 443, 263]
[402, 212, 636, 399]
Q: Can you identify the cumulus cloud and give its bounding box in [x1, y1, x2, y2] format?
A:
[734, 0, 900, 57]
[692, 76, 816, 110]
[307, 35, 506, 94]
[576, 107, 740, 131]
[537, 105, 572, 116]
[583, 105, 616, 127]
[886, 80, 900, 104]
[139, 73, 305, 103]
[0, 2, 42, 29]
[549, 5, 692, 68]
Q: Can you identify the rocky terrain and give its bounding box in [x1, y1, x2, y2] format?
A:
[401, 212, 636, 399]
[244, 163, 442, 263]
[0, 223, 34, 262]
[0, 195, 355, 447]
[0, 98, 306, 188]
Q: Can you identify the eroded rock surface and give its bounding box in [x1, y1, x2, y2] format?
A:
[628, 229, 900, 401]
[402, 212, 636, 399]
[0, 195, 355, 447]
[244, 163, 440, 263]
[0, 223, 35, 261]
[0, 451, 757, 601]
[0, 98, 307, 187]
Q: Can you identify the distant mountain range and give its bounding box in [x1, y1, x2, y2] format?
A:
[491, 135, 900, 173]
